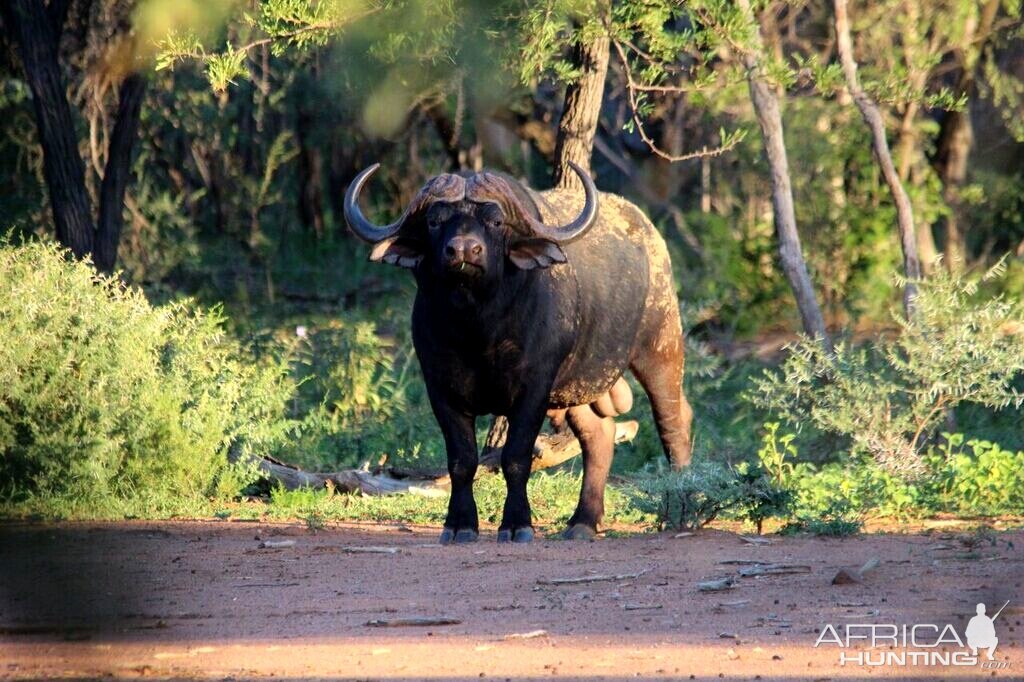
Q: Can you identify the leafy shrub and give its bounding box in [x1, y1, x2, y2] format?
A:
[0, 241, 291, 516]
[270, 318, 436, 470]
[923, 434, 1024, 515]
[748, 263, 1024, 474]
[780, 502, 864, 537]
[733, 461, 795, 534]
[761, 421, 1024, 520]
[788, 459, 921, 519]
[754, 421, 797, 484]
[628, 460, 753, 530]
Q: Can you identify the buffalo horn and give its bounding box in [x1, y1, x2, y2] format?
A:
[344, 164, 408, 243]
[531, 161, 599, 244]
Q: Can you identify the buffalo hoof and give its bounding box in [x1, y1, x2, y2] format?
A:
[497, 527, 534, 543]
[455, 529, 479, 543]
[562, 524, 597, 541]
[439, 528, 478, 545]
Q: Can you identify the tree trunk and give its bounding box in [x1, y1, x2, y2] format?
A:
[2, 0, 94, 259]
[892, 0, 939, 274]
[95, 73, 146, 273]
[736, 0, 831, 349]
[833, 0, 921, 319]
[2, 0, 146, 272]
[910, 166, 940, 273]
[552, 17, 610, 190]
[936, 113, 972, 268]
[931, 0, 999, 270]
[296, 106, 326, 238]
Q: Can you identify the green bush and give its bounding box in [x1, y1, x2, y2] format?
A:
[0, 241, 292, 516]
[628, 460, 761, 531]
[268, 318, 440, 471]
[779, 502, 864, 537]
[923, 434, 1024, 515]
[748, 263, 1024, 474]
[760, 422, 1024, 521]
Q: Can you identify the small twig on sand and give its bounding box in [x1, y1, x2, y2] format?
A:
[365, 617, 461, 627]
[698, 576, 737, 592]
[739, 535, 772, 545]
[258, 539, 295, 548]
[504, 629, 548, 640]
[623, 603, 663, 611]
[716, 599, 751, 608]
[738, 563, 811, 577]
[537, 569, 649, 586]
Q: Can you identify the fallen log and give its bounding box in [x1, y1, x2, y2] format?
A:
[253, 456, 444, 496]
[245, 419, 639, 495]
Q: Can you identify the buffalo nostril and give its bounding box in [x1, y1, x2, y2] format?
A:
[444, 245, 458, 259]
[470, 243, 483, 256]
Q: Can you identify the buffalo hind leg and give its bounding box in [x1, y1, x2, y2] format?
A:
[631, 348, 693, 470]
[563, 405, 615, 540]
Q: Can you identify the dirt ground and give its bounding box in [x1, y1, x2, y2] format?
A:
[1, 521, 1021, 681]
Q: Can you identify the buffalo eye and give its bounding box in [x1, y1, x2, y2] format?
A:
[426, 205, 452, 230]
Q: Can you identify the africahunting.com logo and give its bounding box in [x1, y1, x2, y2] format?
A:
[815, 601, 1011, 669]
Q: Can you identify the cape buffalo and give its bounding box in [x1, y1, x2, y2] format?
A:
[344, 162, 692, 543]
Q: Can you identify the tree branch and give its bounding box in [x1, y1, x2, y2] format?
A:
[833, 0, 921, 319]
[612, 40, 742, 164]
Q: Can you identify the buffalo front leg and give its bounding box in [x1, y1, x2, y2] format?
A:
[563, 405, 615, 540]
[431, 401, 479, 545]
[497, 392, 551, 543]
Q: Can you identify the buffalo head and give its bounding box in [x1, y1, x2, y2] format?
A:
[344, 163, 598, 287]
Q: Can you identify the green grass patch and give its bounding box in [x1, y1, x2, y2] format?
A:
[262, 470, 652, 531]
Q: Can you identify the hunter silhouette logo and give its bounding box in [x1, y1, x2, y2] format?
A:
[815, 600, 1012, 668]
[966, 601, 1008, 660]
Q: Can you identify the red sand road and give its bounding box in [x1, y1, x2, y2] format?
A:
[1, 521, 1022, 681]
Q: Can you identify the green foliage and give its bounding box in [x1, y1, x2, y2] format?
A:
[923, 434, 1024, 515]
[748, 264, 1024, 474]
[273, 317, 434, 470]
[734, 461, 794, 535]
[151, 0, 372, 90]
[766, 423, 1024, 520]
[786, 458, 920, 520]
[627, 460, 759, 531]
[0, 241, 292, 517]
[780, 503, 864, 537]
[516, 0, 597, 85]
[116, 150, 202, 283]
[754, 421, 795, 484]
[733, 422, 796, 533]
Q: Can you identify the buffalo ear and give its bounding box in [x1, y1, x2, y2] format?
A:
[369, 236, 424, 269]
[508, 238, 567, 270]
